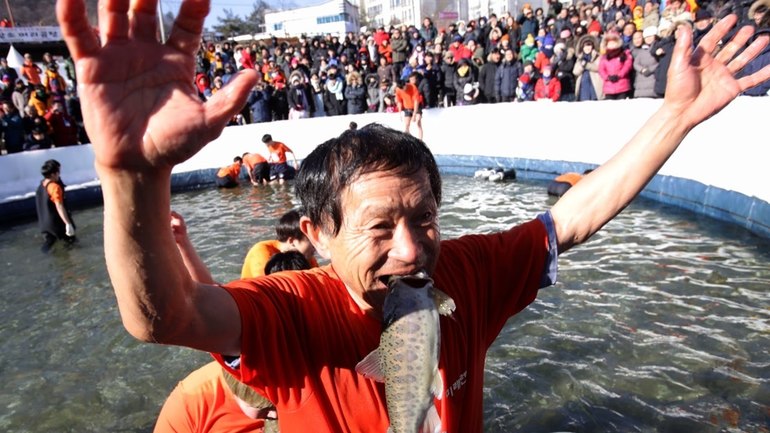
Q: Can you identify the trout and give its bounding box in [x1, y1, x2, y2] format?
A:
[355, 272, 456, 433]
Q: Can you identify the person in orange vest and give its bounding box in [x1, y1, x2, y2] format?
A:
[215, 156, 242, 188]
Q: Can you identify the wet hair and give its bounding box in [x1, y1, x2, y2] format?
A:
[262, 134, 273, 143]
[264, 250, 312, 275]
[233, 156, 243, 163]
[41, 159, 61, 178]
[275, 209, 305, 242]
[295, 123, 442, 236]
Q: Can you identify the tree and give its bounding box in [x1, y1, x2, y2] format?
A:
[246, 0, 272, 33]
[212, 8, 258, 38]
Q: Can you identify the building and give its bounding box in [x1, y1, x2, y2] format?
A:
[362, 0, 549, 31]
[264, 0, 360, 38]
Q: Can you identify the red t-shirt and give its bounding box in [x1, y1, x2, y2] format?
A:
[214, 217, 551, 432]
[154, 361, 266, 433]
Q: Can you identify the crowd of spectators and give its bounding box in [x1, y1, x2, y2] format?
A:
[195, 0, 770, 125]
[2, 0, 768, 153]
[0, 51, 84, 154]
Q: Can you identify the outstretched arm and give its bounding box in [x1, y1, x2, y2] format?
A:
[57, 0, 258, 354]
[551, 16, 770, 253]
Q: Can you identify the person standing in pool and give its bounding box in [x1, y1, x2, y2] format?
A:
[262, 134, 297, 184]
[57, 0, 770, 430]
[35, 159, 76, 252]
[242, 151, 270, 186]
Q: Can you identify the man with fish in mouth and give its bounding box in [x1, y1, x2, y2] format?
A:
[56, 0, 770, 431]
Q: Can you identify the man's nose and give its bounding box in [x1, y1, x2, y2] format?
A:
[389, 222, 422, 263]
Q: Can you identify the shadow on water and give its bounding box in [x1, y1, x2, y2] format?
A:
[0, 176, 768, 432]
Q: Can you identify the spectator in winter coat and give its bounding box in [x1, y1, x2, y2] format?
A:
[308, 74, 326, 117]
[440, 51, 457, 107]
[738, 13, 770, 96]
[287, 73, 314, 120]
[390, 29, 410, 79]
[599, 32, 634, 99]
[1, 101, 25, 153]
[573, 35, 604, 100]
[344, 71, 368, 115]
[453, 58, 477, 105]
[552, 41, 576, 101]
[479, 49, 501, 103]
[520, 33, 539, 64]
[421, 53, 443, 108]
[633, 27, 659, 98]
[246, 82, 272, 123]
[420, 17, 438, 42]
[651, 20, 681, 97]
[21, 53, 42, 86]
[534, 64, 562, 101]
[323, 66, 346, 116]
[516, 73, 535, 101]
[495, 49, 522, 102]
[44, 101, 79, 147]
[517, 5, 540, 44]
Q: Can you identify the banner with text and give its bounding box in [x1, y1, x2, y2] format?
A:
[0, 27, 62, 43]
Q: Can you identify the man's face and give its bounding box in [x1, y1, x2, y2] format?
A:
[315, 169, 440, 310]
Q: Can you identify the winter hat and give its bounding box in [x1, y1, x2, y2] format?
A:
[749, 0, 770, 17]
[525, 33, 535, 45]
[452, 34, 463, 42]
[642, 26, 658, 38]
[519, 73, 531, 84]
[587, 20, 602, 34]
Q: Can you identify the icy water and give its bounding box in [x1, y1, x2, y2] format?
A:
[0, 176, 768, 432]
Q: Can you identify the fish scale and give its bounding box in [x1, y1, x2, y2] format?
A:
[356, 273, 456, 433]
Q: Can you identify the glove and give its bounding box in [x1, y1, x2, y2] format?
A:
[65, 223, 76, 237]
[608, 75, 619, 83]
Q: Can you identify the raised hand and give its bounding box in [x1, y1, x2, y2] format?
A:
[56, 0, 258, 173]
[665, 15, 770, 128]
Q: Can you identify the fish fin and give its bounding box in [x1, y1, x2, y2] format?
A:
[431, 367, 445, 400]
[354, 348, 385, 382]
[430, 287, 456, 316]
[420, 405, 442, 433]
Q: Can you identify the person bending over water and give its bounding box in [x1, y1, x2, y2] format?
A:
[56, 0, 770, 430]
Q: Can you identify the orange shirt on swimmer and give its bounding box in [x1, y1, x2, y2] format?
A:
[217, 161, 242, 180]
[266, 142, 292, 164]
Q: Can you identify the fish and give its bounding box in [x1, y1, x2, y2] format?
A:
[355, 272, 456, 433]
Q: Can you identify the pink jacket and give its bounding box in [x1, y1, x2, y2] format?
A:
[599, 49, 633, 96]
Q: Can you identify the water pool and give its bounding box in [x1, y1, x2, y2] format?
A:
[0, 176, 768, 432]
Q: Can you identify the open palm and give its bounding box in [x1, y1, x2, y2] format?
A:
[664, 16, 770, 127]
[57, 0, 257, 172]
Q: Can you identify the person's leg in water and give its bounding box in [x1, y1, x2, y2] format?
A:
[41, 232, 57, 253]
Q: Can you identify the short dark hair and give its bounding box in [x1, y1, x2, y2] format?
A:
[41, 159, 61, 178]
[233, 156, 243, 163]
[275, 209, 305, 242]
[295, 123, 442, 236]
[262, 134, 273, 143]
[264, 250, 312, 275]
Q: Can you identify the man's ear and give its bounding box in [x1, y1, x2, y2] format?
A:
[300, 216, 331, 260]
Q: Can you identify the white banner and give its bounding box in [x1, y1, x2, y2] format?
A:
[0, 27, 62, 43]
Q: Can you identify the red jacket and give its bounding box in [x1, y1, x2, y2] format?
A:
[534, 77, 561, 101]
